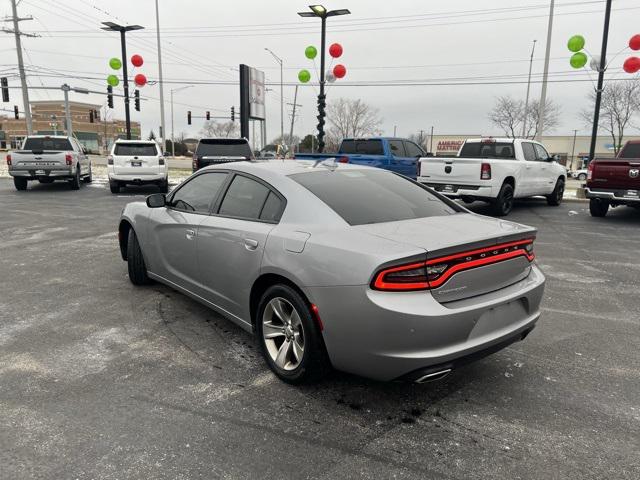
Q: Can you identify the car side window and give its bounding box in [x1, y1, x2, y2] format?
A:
[218, 175, 271, 220]
[404, 141, 424, 157]
[389, 140, 406, 157]
[533, 144, 550, 161]
[522, 142, 537, 162]
[170, 172, 228, 214]
[259, 191, 285, 222]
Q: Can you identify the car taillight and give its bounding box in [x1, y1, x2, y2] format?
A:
[6, 154, 11, 166]
[372, 239, 535, 291]
[481, 163, 491, 180]
[338, 156, 349, 163]
[587, 161, 593, 181]
[107, 155, 114, 165]
[65, 153, 73, 166]
[158, 157, 165, 165]
[192, 154, 198, 171]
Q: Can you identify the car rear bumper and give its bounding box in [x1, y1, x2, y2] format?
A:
[418, 180, 496, 199]
[307, 263, 545, 381]
[585, 187, 640, 203]
[9, 166, 74, 178]
[109, 172, 167, 183]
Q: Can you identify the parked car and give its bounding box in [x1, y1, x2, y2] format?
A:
[572, 169, 587, 181]
[417, 137, 567, 216]
[585, 140, 640, 217]
[192, 138, 253, 172]
[294, 137, 426, 179]
[118, 160, 545, 384]
[108, 140, 168, 194]
[6, 135, 92, 191]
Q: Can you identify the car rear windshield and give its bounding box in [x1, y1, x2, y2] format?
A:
[23, 137, 72, 151]
[196, 139, 252, 157]
[459, 141, 515, 159]
[620, 143, 640, 159]
[114, 143, 158, 156]
[289, 169, 459, 226]
[340, 139, 384, 155]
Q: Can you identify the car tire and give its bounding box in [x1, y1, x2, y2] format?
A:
[109, 182, 120, 194]
[256, 284, 330, 384]
[460, 196, 475, 204]
[83, 164, 93, 183]
[127, 228, 152, 285]
[69, 166, 81, 190]
[589, 198, 609, 217]
[491, 183, 514, 216]
[546, 177, 564, 206]
[578, 173, 587, 181]
[159, 178, 169, 193]
[13, 177, 27, 191]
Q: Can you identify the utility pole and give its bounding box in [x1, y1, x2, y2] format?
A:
[265, 48, 284, 146]
[154, 0, 167, 153]
[288, 85, 301, 147]
[393, 125, 397, 136]
[522, 40, 537, 138]
[536, 0, 554, 141]
[570, 129, 578, 170]
[62, 84, 73, 137]
[430, 126, 434, 153]
[4, 0, 38, 135]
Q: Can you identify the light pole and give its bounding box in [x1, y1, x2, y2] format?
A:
[298, 5, 350, 153]
[522, 40, 537, 138]
[265, 48, 284, 147]
[570, 129, 578, 171]
[170, 85, 193, 158]
[154, 0, 167, 153]
[101, 22, 144, 140]
[536, 0, 554, 141]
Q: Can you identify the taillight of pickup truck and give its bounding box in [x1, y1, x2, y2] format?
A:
[6, 154, 11, 166]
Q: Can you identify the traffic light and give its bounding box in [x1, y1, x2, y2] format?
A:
[134, 89, 140, 112]
[206, 111, 210, 121]
[13, 105, 18, 119]
[187, 111, 191, 125]
[89, 110, 94, 123]
[1, 77, 8, 103]
[107, 85, 114, 109]
[231, 106, 235, 122]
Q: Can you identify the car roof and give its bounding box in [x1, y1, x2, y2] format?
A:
[26, 135, 72, 139]
[114, 139, 158, 144]
[200, 159, 377, 177]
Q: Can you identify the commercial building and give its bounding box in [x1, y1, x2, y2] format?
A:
[0, 100, 141, 153]
[425, 134, 640, 171]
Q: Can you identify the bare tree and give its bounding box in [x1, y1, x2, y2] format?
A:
[147, 129, 156, 141]
[270, 133, 300, 147]
[489, 95, 560, 139]
[408, 132, 429, 151]
[580, 79, 640, 155]
[200, 120, 239, 138]
[327, 98, 383, 140]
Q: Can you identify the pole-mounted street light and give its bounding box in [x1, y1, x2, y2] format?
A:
[101, 22, 144, 140]
[298, 4, 350, 153]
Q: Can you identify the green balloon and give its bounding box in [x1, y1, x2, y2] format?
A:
[305, 46, 317, 59]
[567, 35, 585, 53]
[298, 69, 311, 83]
[109, 57, 122, 70]
[570, 52, 588, 69]
[107, 74, 120, 87]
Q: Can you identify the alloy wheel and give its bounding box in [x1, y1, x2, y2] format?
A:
[262, 297, 305, 371]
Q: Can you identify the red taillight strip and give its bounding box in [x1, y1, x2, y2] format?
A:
[425, 239, 533, 266]
[373, 261, 429, 291]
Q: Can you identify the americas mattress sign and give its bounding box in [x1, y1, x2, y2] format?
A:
[437, 140, 465, 153]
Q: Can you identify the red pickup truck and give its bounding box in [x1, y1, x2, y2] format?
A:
[586, 140, 640, 217]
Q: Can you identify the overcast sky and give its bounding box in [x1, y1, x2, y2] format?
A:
[2, 0, 639, 141]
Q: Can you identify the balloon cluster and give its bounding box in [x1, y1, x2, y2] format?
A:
[567, 35, 588, 69]
[106, 54, 147, 87]
[623, 34, 640, 74]
[298, 43, 347, 84]
[567, 33, 640, 74]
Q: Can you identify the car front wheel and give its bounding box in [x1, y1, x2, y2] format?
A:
[578, 173, 587, 181]
[546, 178, 564, 206]
[127, 228, 152, 285]
[256, 285, 330, 384]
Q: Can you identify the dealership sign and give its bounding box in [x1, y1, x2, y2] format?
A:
[437, 140, 464, 152]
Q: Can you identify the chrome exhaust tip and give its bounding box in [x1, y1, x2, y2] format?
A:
[414, 368, 452, 383]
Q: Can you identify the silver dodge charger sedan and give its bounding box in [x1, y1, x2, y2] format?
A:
[118, 160, 545, 384]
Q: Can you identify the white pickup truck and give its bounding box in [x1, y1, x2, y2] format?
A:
[418, 138, 567, 216]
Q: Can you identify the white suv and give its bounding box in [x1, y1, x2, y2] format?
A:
[108, 140, 168, 194]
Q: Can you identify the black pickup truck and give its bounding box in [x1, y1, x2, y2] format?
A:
[192, 138, 253, 172]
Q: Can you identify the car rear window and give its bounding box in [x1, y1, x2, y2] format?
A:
[340, 139, 384, 155]
[114, 143, 158, 156]
[289, 169, 459, 226]
[23, 137, 72, 151]
[620, 143, 640, 158]
[196, 139, 253, 158]
[459, 141, 515, 159]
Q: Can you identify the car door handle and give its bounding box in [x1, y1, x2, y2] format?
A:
[244, 238, 259, 250]
[186, 229, 196, 240]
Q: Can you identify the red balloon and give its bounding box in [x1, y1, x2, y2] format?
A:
[134, 73, 147, 87]
[333, 64, 346, 79]
[623, 57, 640, 74]
[131, 54, 144, 67]
[629, 34, 640, 51]
[329, 43, 343, 58]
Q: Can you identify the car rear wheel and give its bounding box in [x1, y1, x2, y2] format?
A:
[13, 177, 27, 191]
[256, 285, 330, 384]
[491, 183, 514, 216]
[127, 229, 151, 285]
[589, 198, 609, 217]
[159, 178, 169, 193]
[546, 177, 564, 206]
[69, 166, 81, 190]
[578, 173, 587, 181]
[109, 182, 120, 194]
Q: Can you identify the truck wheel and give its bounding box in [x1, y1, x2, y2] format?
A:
[491, 183, 514, 216]
[589, 198, 609, 217]
[578, 173, 587, 181]
[69, 166, 81, 190]
[159, 178, 169, 193]
[83, 164, 93, 183]
[127, 229, 152, 285]
[546, 178, 564, 206]
[109, 182, 120, 194]
[13, 177, 28, 191]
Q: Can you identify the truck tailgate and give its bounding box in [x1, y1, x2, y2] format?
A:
[10, 151, 68, 167]
[590, 159, 640, 190]
[419, 156, 481, 184]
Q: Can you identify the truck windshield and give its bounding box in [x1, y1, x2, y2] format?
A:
[23, 137, 73, 151]
[340, 139, 384, 155]
[196, 139, 252, 157]
[620, 143, 640, 158]
[459, 142, 515, 159]
[114, 143, 158, 156]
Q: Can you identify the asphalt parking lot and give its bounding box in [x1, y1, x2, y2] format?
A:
[1, 178, 639, 480]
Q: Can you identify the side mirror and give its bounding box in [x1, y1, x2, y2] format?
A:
[146, 193, 166, 208]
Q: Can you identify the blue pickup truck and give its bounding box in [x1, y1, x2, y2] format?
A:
[294, 137, 427, 179]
